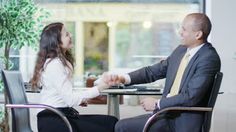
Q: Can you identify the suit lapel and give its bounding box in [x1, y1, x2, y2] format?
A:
[179, 53, 199, 89]
[179, 43, 209, 91]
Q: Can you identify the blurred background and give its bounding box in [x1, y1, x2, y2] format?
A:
[14, 0, 203, 86]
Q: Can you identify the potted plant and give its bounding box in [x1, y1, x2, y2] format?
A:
[0, 0, 49, 131]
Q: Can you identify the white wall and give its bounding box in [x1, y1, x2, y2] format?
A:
[207, 0, 236, 93]
[206, 0, 236, 131]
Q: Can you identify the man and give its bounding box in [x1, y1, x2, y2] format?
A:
[102, 13, 221, 132]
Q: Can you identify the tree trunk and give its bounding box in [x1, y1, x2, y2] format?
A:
[1, 42, 11, 132]
[4, 42, 11, 70]
[2, 92, 9, 132]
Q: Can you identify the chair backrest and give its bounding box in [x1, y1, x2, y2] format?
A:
[203, 71, 223, 132]
[1, 70, 33, 132]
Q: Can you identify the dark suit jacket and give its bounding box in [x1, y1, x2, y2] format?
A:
[128, 43, 221, 132]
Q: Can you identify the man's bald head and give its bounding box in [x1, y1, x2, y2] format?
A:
[186, 13, 212, 40]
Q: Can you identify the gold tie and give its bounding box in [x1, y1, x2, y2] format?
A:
[168, 52, 190, 97]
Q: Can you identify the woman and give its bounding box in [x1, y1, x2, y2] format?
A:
[31, 22, 117, 132]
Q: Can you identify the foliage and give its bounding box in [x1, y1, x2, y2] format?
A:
[0, 81, 3, 94]
[0, 0, 50, 131]
[0, 0, 50, 69]
[0, 105, 3, 123]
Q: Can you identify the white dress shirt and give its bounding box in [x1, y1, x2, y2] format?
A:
[40, 58, 99, 108]
[186, 44, 204, 61]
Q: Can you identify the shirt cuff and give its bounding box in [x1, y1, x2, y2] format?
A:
[156, 99, 160, 109]
[88, 86, 100, 97]
[123, 74, 131, 84]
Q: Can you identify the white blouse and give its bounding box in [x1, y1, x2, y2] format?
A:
[40, 58, 99, 108]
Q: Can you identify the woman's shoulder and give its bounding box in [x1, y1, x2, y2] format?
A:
[46, 57, 61, 64]
[44, 58, 63, 69]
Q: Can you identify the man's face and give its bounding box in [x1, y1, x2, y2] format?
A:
[179, 16, 198, 47]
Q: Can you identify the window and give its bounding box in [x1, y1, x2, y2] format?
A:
[84, 22, 108, 75]
[17, 0, 204, 80]
[115, 22, 178, 68]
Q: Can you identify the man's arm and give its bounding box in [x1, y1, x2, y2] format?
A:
[128, 45, 184, 85]
[128, 58, 169, 85]
[101, 57, 169, 86]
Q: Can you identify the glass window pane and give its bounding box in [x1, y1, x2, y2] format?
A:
[115, 22, 178, 68]
[114, 3, 202, 69]
[17, 0, 203, 79]
[84, 22, 108, 75]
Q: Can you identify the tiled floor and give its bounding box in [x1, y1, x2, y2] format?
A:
[27, 93, 236, 132]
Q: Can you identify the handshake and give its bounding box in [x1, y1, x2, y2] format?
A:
[95, 72, 126, 92]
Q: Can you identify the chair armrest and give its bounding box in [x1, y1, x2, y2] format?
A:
[142, 106, 212, 132]
[6, 103, 73, 132]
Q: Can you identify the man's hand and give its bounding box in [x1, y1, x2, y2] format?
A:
[140, 97, 158, 111]
[101, 72, 125, 86]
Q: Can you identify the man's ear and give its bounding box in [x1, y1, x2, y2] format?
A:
[195, 31, 203, 40]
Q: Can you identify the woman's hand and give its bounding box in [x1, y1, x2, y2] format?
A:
[96, 80, 110, 92]
[79, 100, 88, 107]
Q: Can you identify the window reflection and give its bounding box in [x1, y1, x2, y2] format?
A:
[84, 22, 108, 75]
[11, 0, 203, 80]
[115, 22, 179, 68]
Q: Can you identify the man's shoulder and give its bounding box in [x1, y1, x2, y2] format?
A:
[200, 43, 219, 55]
[171, 45, 187, 55]
[176, 44, 187, 50]
[198, 43, 221, 64]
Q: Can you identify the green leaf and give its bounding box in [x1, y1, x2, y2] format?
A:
[0, 0, 50, 70]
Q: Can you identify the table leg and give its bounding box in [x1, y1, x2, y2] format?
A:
[107, 94, 120, 119]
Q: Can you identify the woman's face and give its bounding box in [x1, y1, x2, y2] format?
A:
[60, 25, 73, 51]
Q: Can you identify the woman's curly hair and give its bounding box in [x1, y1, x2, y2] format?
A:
[31, 22, 74, 88]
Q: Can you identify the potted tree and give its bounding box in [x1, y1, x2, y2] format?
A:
[0, 0, 49, 131]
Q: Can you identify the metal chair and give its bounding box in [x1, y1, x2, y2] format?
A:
[143, 72, 223, 132]
[1, 70, 72, 132]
